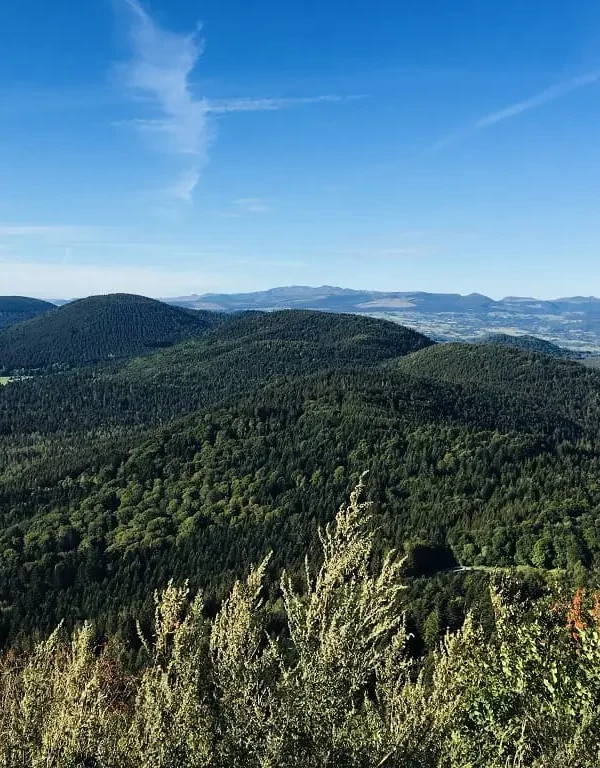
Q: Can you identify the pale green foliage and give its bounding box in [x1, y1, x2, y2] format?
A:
[437, 592, 600, 768]
[126, 583, 212, 766]
[1, 481, 600, 767]
[209, 555, 279, 766]
[274, 477, 411, 766]
[0, 622, 127, 767]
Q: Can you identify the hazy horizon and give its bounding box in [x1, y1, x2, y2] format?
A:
[7, 284, 600, 305]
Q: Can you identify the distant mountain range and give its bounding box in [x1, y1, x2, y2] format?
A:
[165, 286, 600, 315]
[4, 286, 600, 353]
[164, 286, 600, 352]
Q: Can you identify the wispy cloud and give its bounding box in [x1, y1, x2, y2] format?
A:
[205, 95, 353, 114]
[476, 71, 600, 127]
[234, 198, 271, 214]
[114, 93, 352, 129]
[0, 223, 234, 258]
[116, 2, 359, 201]
[428, 70, 600, 153]
[168, 168, 201, 203]
[0, 225, 107, 241]
[118, 0, 208, 199]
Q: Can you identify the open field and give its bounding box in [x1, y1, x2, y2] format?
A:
[370, 310, 600, 352]
[0, 377, 32, 386]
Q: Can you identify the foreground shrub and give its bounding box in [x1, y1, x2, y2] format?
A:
[0, 480, 599, 766]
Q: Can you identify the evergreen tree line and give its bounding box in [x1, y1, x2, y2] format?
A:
[1, 310, 600, 647]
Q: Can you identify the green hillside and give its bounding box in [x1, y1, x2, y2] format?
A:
[0, 296, 55, 331]
[396, 342, 600, 427]
[118, 308, 436, 395]
[0, 293, 221, 373]
[0, 310, 435, 458]
[1, 311, 600, 648]
[482, 332, 570, 358]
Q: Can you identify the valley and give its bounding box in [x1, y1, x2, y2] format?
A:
[0, 293, 599, 650]
[372, 308, 600, 351]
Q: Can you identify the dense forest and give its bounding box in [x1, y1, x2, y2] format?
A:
[0, 294, 221, 373]
[1, 302, 600, 654]
[481, 333, 571, 358]
[0, 296, 55, 331]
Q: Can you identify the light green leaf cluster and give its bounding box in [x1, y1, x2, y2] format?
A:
[0, 481, 599, 767]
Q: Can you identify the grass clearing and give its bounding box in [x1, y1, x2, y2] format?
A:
[0, 376, 32, 386]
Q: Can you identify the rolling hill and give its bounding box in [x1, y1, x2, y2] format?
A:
[2, 309, 600, 650]
[0, 310, 435, 439]
[0, 296, 55, 330]
[395, 342, 600, 429]
[116, 308, 437, 402]
[480, 333, 571, 358]
[0, 293, 221, 373]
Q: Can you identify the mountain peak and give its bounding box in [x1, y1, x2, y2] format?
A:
[0, 293, 220, 373]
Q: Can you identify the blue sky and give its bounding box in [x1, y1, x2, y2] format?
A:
[1, 0, 600, 299]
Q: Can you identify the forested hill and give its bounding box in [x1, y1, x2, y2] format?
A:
[199, 307, 432, 351]
[2, 309, 600, 648]
[0, 296, 54, 330]
[120, 308, 436, 386]
[0, 310, 436, 438]
[482, 333, 570, 358]
[396, 342, 600, 427]
[0, 293, 221, 373]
